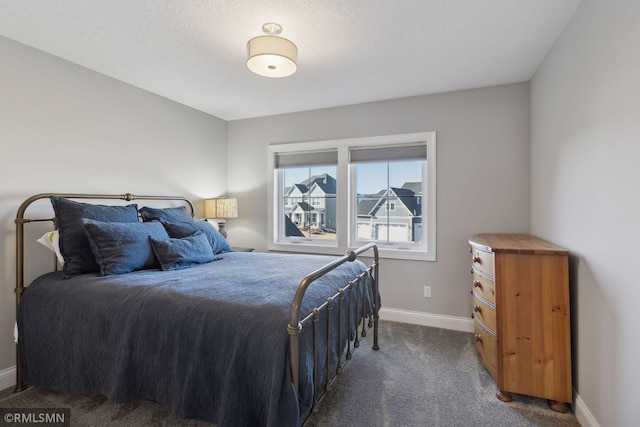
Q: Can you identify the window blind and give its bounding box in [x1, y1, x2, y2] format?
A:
[275, 150, 338, 169]
[349, 143, 427, 163]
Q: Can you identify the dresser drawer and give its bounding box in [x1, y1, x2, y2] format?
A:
[472, 272, 495, 304]
[472, 291, 496, 332]
[474, 319, 497, 380]
[471, 247, 494, 278]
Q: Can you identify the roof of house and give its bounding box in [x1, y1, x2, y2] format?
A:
[362, 187, 422, 217]
[286, 174, 337, 197]
[357, 198, 380, 216]
[402, 182, 422, 195]
[293, 202, 314, 212]
[284, 215, 304, 237]
[391, 187, 422, 216]
[284, 183, 309, 197]
[304, 174, 336, 195]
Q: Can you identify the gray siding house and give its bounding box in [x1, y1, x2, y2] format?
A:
[357, 182, 422, 243]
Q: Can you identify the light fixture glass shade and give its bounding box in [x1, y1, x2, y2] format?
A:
[247, 35, 297, 78]
[204, 198, 238, 219]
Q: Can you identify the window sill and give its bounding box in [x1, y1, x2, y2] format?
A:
[268, 242, 435, 261]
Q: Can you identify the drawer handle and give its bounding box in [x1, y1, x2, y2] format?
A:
[475, 334, 482, 343]
[473, 255, 482, 264]
[473, 280, 483, 289]
[473, 304, 482, 313]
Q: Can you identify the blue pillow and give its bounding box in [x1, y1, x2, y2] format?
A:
[81, 219, 170, 275]
[51, 196, 139, 276]
[161, 220, 233, 254]
[139, 206, 194, 223]
[150, 231, 215, 271]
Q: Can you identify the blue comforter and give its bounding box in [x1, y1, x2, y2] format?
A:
[17, 251, 373, 427]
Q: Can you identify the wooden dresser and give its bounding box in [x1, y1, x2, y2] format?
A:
[468, 234, 572, 412]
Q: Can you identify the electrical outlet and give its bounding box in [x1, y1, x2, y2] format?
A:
[424, 286, 431, 298]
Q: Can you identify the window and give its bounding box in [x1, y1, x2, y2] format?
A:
[354, 161, 422, 245]
[281, 165, 337, 243]
[268, 132, 436, 261]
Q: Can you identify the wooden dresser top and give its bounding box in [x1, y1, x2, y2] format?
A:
[469, 234, 568, 255]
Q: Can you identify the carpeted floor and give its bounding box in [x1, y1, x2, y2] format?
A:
[0, 321, 581, 426]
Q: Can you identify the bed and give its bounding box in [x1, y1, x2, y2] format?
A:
[13, 193, 380, 427]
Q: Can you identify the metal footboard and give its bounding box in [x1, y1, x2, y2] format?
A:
[288, 242, 380, 420]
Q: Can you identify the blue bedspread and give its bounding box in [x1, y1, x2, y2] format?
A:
[17, 251, 373, 427]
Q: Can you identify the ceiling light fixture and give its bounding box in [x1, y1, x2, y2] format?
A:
[247, 23, 297, 78]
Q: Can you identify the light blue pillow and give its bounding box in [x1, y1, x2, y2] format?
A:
[139, 205, 194, 223]
[81, 219, 169, 275]
[150, 231, 215, 271]
[161, 220, 233, 254]
[51, 196, 139, 276]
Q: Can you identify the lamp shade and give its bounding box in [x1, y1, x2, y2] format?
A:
[204, 198, 238, 219]
[246, 24, 297, 78]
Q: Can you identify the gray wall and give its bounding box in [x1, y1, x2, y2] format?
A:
[530, 0, 640, 425]
[0, 37, 228, 376]
[227, 83, 530, 320]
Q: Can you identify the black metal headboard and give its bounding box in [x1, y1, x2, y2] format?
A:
[13, 192, 195, 391]
[15, 192, 194, 303]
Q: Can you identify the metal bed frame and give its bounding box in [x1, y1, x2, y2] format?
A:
[14, 192, 380, 424]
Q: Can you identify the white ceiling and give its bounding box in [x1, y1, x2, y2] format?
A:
[0, 0, 582, 121]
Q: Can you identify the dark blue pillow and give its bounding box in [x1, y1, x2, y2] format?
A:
[51, 196, 139, 276]
[161, 220, 233, 254]
[81, 219, 170, 275]
[139, 206, 193, 223]
[150, 231, 215, 271]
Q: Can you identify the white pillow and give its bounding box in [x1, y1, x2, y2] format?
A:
[205, 219, 219, 230]
[37, 230, 65, 265]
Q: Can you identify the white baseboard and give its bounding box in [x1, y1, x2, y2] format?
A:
[574, 389, 600, 427]
[379, 307, 474, 333]
[0, 366, 16, 392]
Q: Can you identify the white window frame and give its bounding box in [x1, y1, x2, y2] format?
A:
[267, 132, 436, 261]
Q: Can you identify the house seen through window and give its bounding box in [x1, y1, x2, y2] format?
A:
[283, 167, 337, 241]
